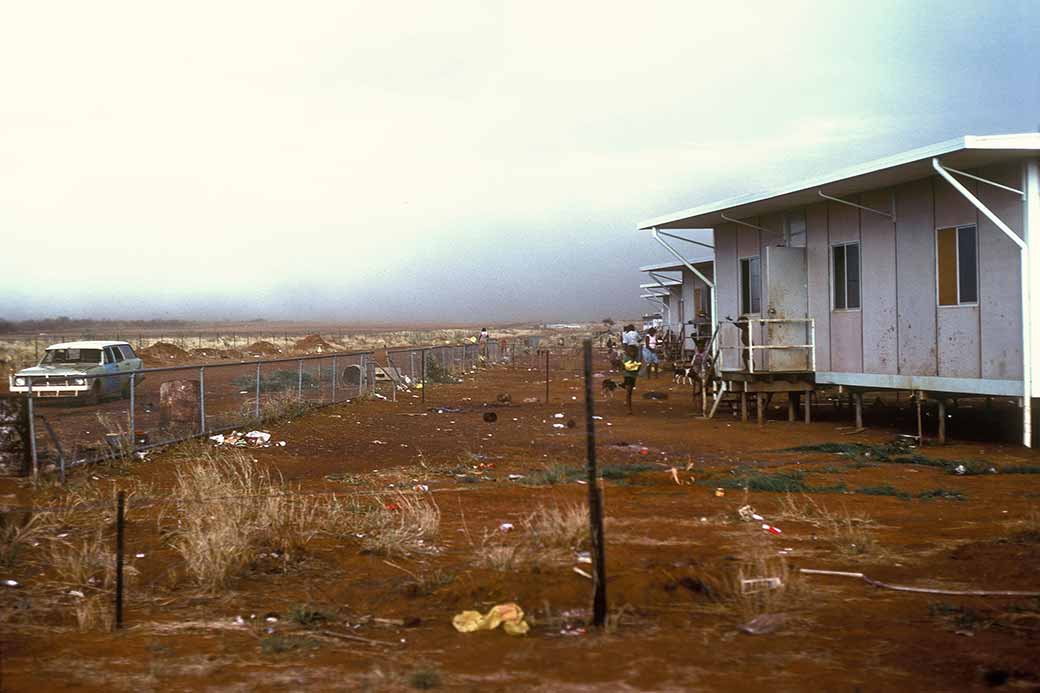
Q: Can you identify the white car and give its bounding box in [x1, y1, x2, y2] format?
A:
[9, 341, 144, 402]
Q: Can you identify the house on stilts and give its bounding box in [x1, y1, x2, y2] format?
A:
[639, 133, 1040, 447]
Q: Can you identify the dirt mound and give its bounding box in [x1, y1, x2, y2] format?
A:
[294, 334, 335, 353]
[139, 341, 190, 363]
[245, 340, 283, 356]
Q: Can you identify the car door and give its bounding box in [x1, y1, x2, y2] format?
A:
[102, 347, 122, 395]
[120, 345, 143, 386]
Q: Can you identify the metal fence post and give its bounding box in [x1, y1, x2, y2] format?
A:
[421, 349, 427, 403]
[27, 381, 38, 479]
[254, 361, 262, 420]
[129, 372, 136, 455]
[297, 359, 304, 401]
[332, 356, 337, 402]
[199, 366, 206, 434]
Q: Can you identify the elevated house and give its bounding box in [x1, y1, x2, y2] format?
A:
[640, 133, 1040, 446]
[638, 256, 715, 354]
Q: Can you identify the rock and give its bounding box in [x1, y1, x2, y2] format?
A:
[158, 380, 200, 429]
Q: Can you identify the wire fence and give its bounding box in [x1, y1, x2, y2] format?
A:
[14, 339, 520, 478]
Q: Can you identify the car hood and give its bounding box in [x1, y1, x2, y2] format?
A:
[15, 365, 90, 377]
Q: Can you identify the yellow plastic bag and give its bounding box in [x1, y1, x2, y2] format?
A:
[452, 602, 530, 636]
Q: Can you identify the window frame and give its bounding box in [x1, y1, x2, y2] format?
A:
[935, 224, 979, 308]
[830, 241, 861, 312]
[738, 255, 762, 315]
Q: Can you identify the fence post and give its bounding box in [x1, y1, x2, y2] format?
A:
[298, 359, 304, 401]
[421, 349, 427, 403]
[582, 339, 608, 628]
[34, 335, 38, 362]
[114, 490, 125, 630]
[544, 349, 550, 404]
[129, 372, 136, 455]
[254, 361, 261, 420]
[199, 367, 206, 434]
[27, 381, 38, 479]
[332, 356, 337, 403]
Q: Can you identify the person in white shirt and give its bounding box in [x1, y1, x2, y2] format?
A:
[642, 327, 660, 378]
[622, 324, 640, 347]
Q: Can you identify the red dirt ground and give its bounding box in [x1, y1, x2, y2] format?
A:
[3, 360, 1040, 691]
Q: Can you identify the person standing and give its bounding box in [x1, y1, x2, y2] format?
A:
[621, 344, 642, 414]
[478, 327, 489, 362]
[622, 324, 640, 348]
[642, 327, 659, 379]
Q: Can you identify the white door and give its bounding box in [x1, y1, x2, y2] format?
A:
[764, 246, 809, 371]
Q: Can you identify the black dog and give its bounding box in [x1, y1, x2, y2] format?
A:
[601, 378, 619, 398]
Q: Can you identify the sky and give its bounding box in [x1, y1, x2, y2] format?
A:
[2, 0, 1038, 324]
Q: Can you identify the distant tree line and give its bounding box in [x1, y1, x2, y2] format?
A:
[0, 317, 269, 334]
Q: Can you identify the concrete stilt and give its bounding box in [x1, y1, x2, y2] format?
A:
[804, 391, 812, 424]
[788, 393, 796, 422]
[938, 399, 947, 445]
[740, 391, 748, 422]
[916, 393, 924, 445]
[854, 392, 864, 430]
[756, 393, 764, 427]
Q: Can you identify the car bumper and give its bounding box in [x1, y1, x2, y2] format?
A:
[8, 385, 89, 397]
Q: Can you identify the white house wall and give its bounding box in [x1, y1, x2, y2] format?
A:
[711, 161, 1030, 387]
[894, 177, 938, 376]
[806, 204, 831, 370]
[978, 163, 1025, 380]
[861, 188, 898, 374]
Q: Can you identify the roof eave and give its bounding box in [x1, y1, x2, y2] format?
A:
[636, 133, 1040, 231]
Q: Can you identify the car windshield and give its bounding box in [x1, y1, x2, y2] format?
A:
[41, 348, 102, 365]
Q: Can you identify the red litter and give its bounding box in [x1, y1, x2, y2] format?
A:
[385, 502, 401, 512]
[762, 523, 782, 535]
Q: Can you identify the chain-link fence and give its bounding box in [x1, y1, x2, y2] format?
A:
[23, 351, 372, 476]
[16, 338, 537, 477]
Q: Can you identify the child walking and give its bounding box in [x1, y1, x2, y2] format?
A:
[622, 344, 642, 414]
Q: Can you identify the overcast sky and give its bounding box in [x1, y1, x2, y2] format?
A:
[2, 0, 1038, 324]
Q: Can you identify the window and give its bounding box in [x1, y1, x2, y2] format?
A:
[937, 225, 978, 306]
[106, 346, 124, 363]
[832, 242, 861, 310]
[740, 256, 761, 314]
[784, 210, 806, 248]
[119, 345, 137, 360]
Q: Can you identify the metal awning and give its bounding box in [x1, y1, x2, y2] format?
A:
[638, 133, 1040, 230]
[638, 256, 713, 273]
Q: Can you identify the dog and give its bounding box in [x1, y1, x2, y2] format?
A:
[601, 378, 619, 398]
[673, 364, 693, 386]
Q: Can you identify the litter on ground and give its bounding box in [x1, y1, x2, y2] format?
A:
[452, 603, 529, 636]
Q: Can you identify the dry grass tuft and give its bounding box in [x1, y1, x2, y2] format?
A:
[774, 492, 877, 556]
[473, 502, 589, 571]
[73, 594, 114, 632]
[47, 529, 116, 590]
[354, 492, 441, 557]
[165, 447, 439, 588]
[241, 391, 312, 425]
[522, 503, 588, 551]
[1, 513, 49, 566]
[166, 448, 329, 590]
